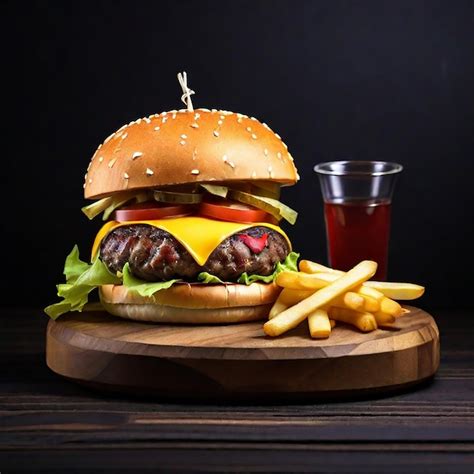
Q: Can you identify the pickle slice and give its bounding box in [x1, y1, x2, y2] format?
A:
[250, 182, 281, 199]
[154, 189, 203, 204]
[229, 190, 298, 225]
[200, 184, 229, 198]
[81, 191, 142, 220]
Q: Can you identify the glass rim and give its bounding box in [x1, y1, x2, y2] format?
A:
[314, 160, 403, 177]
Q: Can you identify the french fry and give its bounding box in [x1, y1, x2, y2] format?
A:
[380, 297, 403, 317]
[269, 298, 289, 319]
[279, 288, 313, 305]
[300, 262, 424, 301]
[357, 285, 384, 303]
[363, 281, 425, 300]
[332, 292, 365, 311]
[373, 311, 396, 325]
[264, 261, 377, 337]
[358, 294, 380, 312]
[299, 260, 343, 275]
[301, 272, 405, 315]
[328, 307, 378, 332]
[308, 308, 331, 339]
[275, 271, 328, 290]
[279, 287, 365, 313]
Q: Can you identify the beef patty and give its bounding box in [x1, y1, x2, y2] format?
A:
[100, 225, 289, 282]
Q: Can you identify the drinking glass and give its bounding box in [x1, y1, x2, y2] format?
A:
[314, 161, 403, 280]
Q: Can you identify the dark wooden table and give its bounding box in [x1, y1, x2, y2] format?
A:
[1, 308, 473, 473]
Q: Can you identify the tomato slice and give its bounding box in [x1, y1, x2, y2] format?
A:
[113, 202, 193, 222]
[199, 200, 274, 224]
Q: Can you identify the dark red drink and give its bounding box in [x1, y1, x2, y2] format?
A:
[324, 200, 391, 280]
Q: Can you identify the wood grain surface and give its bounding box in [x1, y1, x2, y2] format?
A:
[45, 306, 439, 400]
[1, 307, 472, 472]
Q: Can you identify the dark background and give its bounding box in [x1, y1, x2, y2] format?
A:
[5, 0, 474, 310]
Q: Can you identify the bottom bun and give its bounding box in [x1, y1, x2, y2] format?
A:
[99, 282, 281, 324]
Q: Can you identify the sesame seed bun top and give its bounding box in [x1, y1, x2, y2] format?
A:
[83, 109, 299, 199]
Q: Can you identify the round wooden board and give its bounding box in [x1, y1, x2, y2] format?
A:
[46, 305, 439, 401]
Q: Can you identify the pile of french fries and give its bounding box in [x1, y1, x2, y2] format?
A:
[264, 260, 425, 339]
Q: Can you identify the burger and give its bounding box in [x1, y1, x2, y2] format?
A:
[45, 97, 299, 324]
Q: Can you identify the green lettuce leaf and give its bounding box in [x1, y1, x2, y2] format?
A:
[45, 247, 121, 319]
[122, 263, 180, 297]
[197, 272, 226, 284]
[45, 247, 299, 320]
[237, 251, 299, 284]
[63, 245, 90, 283]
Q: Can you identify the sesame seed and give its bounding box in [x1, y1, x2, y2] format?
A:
[213, 130, 220, 137]
[136, 118, 142, 124]
[88, 178, 92, 184]
[108, 158, 117, 168]
[132, 152, 143, 160]
[222, 155, 228, 162]
[180, 134, 187, 139]
[121, 133, 128, 140]
[283, 143, 288, 150]
[251, 133, 257, 140]
[288, 153, 294, 161]
[144, 117, 151, 124]
[154, 126, 160, 131]
[250, 117, 257, 121]
[275, 133, 281, 140]
[277, 152, 282, 159]
[296, 172, 300, 181]
[268, 165, 273, 173]
[262, 123, 270, 130]
[180, 140, 186, 146]
[83, 183, 86, 189]
[211, 109, 217, 113]
[97, 144, 102, 150]
[146, 168, 154, 176]
[84, 173, 88, 179]
[220, 115, 225, 120]
[264, 148, 268, 156]
[124, 172, 129, 179]
[218, 120, 223, 125]
[191, 169, 200, 175]
[117, 124, 127, 132]
[104, 133, 115, 143]
[199, 108, 210, 112]
[162, 117, 168, 123]
[226, 160, 235, 169]
[246, 126, 252, 132]
[237, 117, 243, 123]
[99, 156, 104, 163]
[161, 111, 167, 116]
[169, 109, 177, 114]
[194, 113, 201, 120]
[251, 171, 257, 179]
[172, 113, 177, 119]
[190, 122, 199, 128]
[87, 162, 91, 171]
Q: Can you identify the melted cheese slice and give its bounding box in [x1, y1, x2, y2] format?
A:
[91, 216, 291, 266]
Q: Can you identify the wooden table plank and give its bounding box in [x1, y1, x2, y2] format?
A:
[0, 307, 473, 472]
